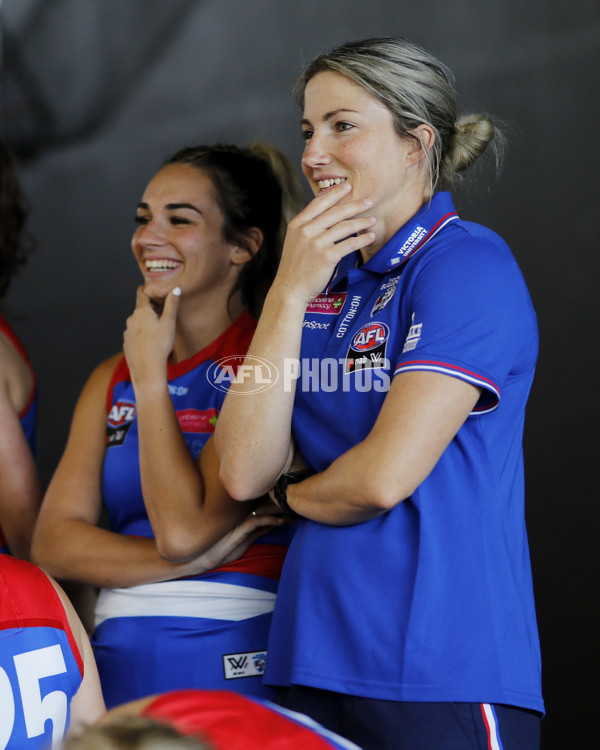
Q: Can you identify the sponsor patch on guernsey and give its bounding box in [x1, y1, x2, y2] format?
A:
[389, 225, 427, 266]
[106, 399, 136, 447]
[176, 408, 218, 434]
[306, 292, 347, 314]
[345, 322, 390, 374]
[223, 650, 267, 680]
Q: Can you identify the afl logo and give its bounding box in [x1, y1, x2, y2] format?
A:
[108, 400, 136, 427]
[351, 322, 390, 352]
[206, 355, 279, 394]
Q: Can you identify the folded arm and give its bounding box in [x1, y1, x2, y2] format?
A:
[277, 371, 481, 525]
[32, 355, 273, 588]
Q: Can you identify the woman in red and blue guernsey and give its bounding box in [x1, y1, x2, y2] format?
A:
[216, 39, 543, 750]
[33, 143, 303, 708]
[0, 138, 42, 560]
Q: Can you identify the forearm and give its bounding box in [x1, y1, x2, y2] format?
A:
[282, 441, 400, 526]
[281, 372, 482, 525]
[0, 395, 43, 560]
[217, 185, 377, 498]
[0, 463, 42, 560]
[32, 518, 210, 588]
[216, 283, 305, 499]
[134, 381, 208, 554]
[0, 502, 40, 560]
[134, 382, 263, 560]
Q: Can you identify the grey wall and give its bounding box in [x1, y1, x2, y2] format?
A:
[2, 1, 599, 747]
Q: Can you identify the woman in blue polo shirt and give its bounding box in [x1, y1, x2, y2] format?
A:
[216, 38, 543, 750]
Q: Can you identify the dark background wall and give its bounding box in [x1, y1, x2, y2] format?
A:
[1, 1, 598, 747]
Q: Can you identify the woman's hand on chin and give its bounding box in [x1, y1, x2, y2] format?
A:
[275, 181, 376, 306]
[123, 285, 181, 390]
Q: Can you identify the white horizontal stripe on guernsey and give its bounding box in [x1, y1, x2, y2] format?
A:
[394, 363, 500, 399]
[481, 704, 503, 750]
[94, 580, 276, 628]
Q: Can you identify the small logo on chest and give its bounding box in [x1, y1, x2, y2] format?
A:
[306, 292, 347, 315]
[345, 322, 390, 374]
[106, 399, 136, 447]
[370, 275, 400, 317]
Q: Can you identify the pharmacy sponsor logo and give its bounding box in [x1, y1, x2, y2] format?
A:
[177, 409, 219, 459]
[223, 650, 267, 680]
[176, 408, 218, 434]
[306, 292, 347, 315]
[370, 275, 400, 317]
[106, 399, 136, 447]
[206, 355, 278, 394]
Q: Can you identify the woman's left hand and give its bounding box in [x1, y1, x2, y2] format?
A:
[195, 506, 288, 571]
[123, 286, 181, 388]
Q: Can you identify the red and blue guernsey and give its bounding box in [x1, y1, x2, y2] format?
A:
[93, 312, 293, 709]
[265, 192, 544, 714]
[142, 689, 362, 749]
[0, 555, 83, 749]
[0, 315, 37, 555]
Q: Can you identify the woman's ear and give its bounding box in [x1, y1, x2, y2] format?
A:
[407, 124, 436, 166]
[230, 227, 264, 266]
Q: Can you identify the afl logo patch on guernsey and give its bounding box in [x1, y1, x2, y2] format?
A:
[346, 322, 390, 373]
[106, 399, 136, 447]
[351, 322, 389, 352]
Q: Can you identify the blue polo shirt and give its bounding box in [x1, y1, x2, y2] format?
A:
[264, 192, 544, 713]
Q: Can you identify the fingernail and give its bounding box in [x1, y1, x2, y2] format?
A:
[172, 286, 182, 296]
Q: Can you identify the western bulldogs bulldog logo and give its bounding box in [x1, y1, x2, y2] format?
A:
[370, 275, 400, 317]
[106, 399, 136, 447]
[253, 652, 267, 674]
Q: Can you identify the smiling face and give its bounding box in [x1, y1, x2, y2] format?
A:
[301, 71, 431, 247]
[132, 164, 247, 304]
